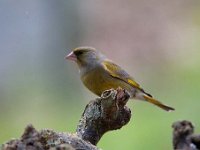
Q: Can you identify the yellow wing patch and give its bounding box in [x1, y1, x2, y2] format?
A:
[102, 60, 141, 89]
[127, 79, 139, 87]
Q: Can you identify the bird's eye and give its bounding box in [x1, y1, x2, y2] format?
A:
[78, 51, 83, 55]
[75, 51, 85, 56]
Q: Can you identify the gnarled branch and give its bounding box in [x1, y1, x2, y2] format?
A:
[172, 120, 200, 150]
[2, 88, 131, 150]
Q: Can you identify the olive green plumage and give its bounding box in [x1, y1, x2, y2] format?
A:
[66, 47, 174, 111]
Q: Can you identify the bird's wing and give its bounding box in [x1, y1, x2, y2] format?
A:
[102, 60, 141, 89]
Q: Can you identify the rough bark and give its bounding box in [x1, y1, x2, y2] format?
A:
[172, 120, 200, 150]
[1, 88, 131, 150]
[3, 89, 200, 150]
[76, 88, 131, 145]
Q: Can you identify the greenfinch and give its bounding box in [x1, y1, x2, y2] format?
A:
[65, 47, 175, 111]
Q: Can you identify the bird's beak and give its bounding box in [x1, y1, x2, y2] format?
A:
[65, 51, 77, 61]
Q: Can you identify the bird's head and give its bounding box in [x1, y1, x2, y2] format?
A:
[65, 47, 105, 68]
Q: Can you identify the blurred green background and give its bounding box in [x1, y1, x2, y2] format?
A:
[1, 0, 200, 149]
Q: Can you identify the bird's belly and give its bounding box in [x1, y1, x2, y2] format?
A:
[81, 70, 134, 96]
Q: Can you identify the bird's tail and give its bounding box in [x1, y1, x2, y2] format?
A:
[143, 95, 175, 111]
[135, 91, 175, 112]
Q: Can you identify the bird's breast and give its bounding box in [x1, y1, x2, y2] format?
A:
[81, 67, 135, 97]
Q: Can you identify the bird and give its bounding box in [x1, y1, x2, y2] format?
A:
[65, 47, 175, 111]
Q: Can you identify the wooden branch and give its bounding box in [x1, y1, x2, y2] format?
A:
[2, 124, 98, 150]
[172, 120, 200, 150]
[2, 88, 131, 150]
[2, 88, 200, 150]
[76, 88, 131, 145]
[191, 135, 200, 150]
